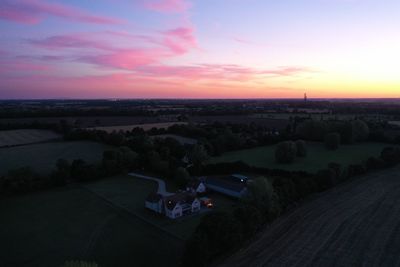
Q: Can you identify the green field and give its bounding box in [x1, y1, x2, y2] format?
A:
[0, 141, 113, 175]
[0, 175, 236, 267]
[209, 142, 388, 173]
[0, 183, 182, 267]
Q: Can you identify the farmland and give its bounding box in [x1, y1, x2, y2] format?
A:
[0, 141, 113, 175]
[88, 122, 188, 133]
[0, 183, 182, 267]
[220, 166, 400, 267]
[0, 174, 236, 267]
[209, 142, 387, 173]
[0, 116, 161, 128]
[0, 129, 61, 147]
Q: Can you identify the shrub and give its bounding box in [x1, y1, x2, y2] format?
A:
[295, 140, 307, 157]
[275, 141, 297, 164]
[314, 168, 336, 191]
[324, 132, 341, 150]
[347, 163, 367, 177]
[366, 156, 386, 170]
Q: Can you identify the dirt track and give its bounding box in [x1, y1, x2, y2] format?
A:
[220, 167, 400, 267]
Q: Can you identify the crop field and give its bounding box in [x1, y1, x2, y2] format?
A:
[209, 142, 388, 173]
[0, 129, 61, 147]
[0, 116, 161, 128]
[0, 141, 113, 175]
[0, 185, 182, 267]
[88, 122, 188, 133]
[221, 166, 400, 267]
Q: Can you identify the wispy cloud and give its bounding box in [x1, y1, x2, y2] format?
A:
[0, 0, 123, 25]
[27, 27, 198, 70]
[143, 0, 190, 14]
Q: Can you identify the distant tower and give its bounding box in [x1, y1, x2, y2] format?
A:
[304, 92, 307, 103]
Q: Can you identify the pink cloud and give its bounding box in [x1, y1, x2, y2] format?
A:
[0, 0, 123, 25]
[143, 0, 190, 14]
[28, 34, 114, 51]
[0, 58, 50, 73]
[78, 49, 166, 70]
[137, 64, 311, 82]
[27, 27, 197, 70]
[260, 66, 312, 76]
[162, 27, 197, 54]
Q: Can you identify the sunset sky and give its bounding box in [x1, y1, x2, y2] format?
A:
[0, 0, 399, 99]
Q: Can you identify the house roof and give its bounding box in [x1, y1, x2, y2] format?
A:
[146, 192, 163, 203]
[187, 180, 203, 189]
[204, 176, 247, 193]
[164, 192, 197, 210]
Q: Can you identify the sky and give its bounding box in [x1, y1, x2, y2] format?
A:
[0, 0, 399, 99]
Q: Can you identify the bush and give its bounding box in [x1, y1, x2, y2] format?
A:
[295, 140, 307, 157]
[275, 141, 297, 164]
[174, 167, 191, 187]
[324, 132, 341, 150]
[314, 168, 336, 191]
[347, 163, 367, 177]
[366, 156, 386, 170]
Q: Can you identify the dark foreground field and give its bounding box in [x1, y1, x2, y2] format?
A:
[221, 166, 400, 267]
[0, 183, 182, 267]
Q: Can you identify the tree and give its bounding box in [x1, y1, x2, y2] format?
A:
[295, 140, 307, 157]
[174, 167, 190, 187]
[119, 146, 138, 170]
[275, 141, 297, 164]
[246, 177, 281, 220]
[296, 120, 327, 141]
[352, 120, 370, 142]
[191, 144, 209, 166]
[324, 132, 340, 150]
[233, 205, 262, 236]
[186, 212, 242, 265]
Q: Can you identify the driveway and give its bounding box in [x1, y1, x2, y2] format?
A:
[128, 172, 174, 196]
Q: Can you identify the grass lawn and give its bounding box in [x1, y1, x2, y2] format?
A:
[0, 141, 114, 175]
[85, 175, 237, 240]
[208, 142, 388, 173]
[0, 185, 182, 267]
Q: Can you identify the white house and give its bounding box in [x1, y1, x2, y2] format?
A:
[186, 180, 207, 194]
[164, 192, 201, 219]
[145, 191, 201, 219]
